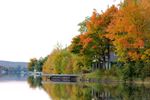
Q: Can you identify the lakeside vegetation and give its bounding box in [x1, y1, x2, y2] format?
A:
[28, 0, 150, 82]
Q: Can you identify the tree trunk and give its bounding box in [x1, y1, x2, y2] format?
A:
[107, 43, 110, 69]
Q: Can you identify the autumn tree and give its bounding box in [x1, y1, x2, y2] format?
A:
[70, 6, 118, 69]
[107, 0, 150, 62]
[42, 44, 75, 74]
[105, 0, 150, 80]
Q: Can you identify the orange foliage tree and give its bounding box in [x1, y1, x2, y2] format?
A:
[106, 0, 150, 62]
[70, 6, 118, 69]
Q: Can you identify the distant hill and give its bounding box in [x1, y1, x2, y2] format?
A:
[0, 60, 28, 68]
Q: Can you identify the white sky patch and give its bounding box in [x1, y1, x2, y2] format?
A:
[0, 0, 121, 62]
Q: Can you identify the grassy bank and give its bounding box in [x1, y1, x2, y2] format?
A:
[80, 69, 122, 82]
[80, 69, 150, 84]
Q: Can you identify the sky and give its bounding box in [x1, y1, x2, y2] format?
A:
[0, 0, 121, 62]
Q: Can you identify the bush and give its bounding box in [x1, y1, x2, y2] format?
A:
[141, 62, 150, 80]
[122, 63, 135, 81]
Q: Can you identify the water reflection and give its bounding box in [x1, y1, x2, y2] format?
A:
[27, 76, 150, 100]
[0, 73, 27, 81]
[1, 74, 150, 100]
[27, 76, 42, 88]
[0, 74, 50, 100]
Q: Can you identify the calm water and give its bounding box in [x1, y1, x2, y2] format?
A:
[0, 74, 50, 100]
[1, 74, 150, 100]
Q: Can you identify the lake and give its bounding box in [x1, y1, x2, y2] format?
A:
[0, 74, 150, 100]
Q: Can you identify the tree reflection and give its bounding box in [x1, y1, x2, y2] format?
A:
[27, 76, 42, 89]
[42, 83, 92, 100]
[27, 77, 150, 100]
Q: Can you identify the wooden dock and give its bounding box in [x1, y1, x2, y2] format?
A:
[42, 74, 79, 82]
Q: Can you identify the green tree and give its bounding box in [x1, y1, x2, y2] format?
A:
[28, 58, 37, 71]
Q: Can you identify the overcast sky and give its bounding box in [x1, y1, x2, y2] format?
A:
[0, 0, 121, 62]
